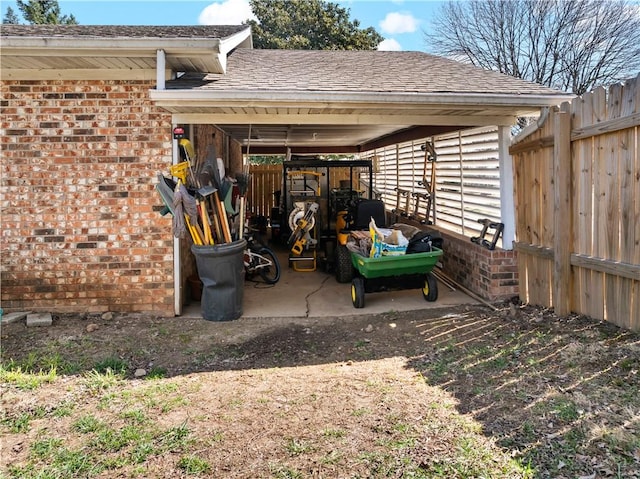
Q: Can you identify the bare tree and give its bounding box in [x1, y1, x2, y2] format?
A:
[426, 0, 640, 94]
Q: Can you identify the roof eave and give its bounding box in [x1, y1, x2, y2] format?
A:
[150, 88, 575, 108]
[0, 35, 222, 51]
[0, 26, 253, 74]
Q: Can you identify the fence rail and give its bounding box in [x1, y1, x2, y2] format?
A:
[510, 74, 640, 331]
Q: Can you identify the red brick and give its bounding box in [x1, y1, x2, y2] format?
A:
[2, 79, 174, 315]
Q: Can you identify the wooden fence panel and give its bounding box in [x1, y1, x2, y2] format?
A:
[571, 93, 593, 314]
[247, 164, 363, 220]
[513, 110, 556, 307]
[634, 79, 640, 330]
[604, 84, 622, 324]
[540, 117, 555, 308]
[248, 164, 282, 219]
[587, 86, 607, 320]
[513, 149, 528, 299]
[512, 74, 640, 331]
[619, 78, 639, 329]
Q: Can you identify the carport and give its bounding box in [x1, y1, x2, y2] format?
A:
[149, 48, 572, 315]
[0, 25, 573, 317]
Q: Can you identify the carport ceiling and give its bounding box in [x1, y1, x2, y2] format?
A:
[155, 49, 573, 154]
[209, 123, 461, 154]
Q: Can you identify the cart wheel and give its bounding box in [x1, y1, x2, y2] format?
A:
[422, 273, 438, 302]
[351, 277, 365, 308]
[336, 243, 354, 283]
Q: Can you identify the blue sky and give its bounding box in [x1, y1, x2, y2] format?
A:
[2, 0, 446, 51]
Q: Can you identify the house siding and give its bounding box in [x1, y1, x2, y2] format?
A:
[1, 79, 175, 315]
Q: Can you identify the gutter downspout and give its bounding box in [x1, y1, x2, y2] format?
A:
[159, 51, 182, 313]
[172, 123, 182, 316]
[156, 49, 182, 316]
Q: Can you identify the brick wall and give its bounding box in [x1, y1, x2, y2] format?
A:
[397, 219, 518, 301]
[1, 80, 175, 315]
[437, 229, 519, 301]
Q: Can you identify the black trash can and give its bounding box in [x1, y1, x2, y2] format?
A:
[191, 239, 246, 321]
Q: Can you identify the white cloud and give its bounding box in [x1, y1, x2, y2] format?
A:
[377, 38, 402, 51]
[198, 0, 256, 25]
[380, 12, 419, 34]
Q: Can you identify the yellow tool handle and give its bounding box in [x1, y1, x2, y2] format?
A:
[214, 191, 232, 243]
[186, 216, 203, 245]
[291, 239, 305, 255]
[199, 200, 214, 245]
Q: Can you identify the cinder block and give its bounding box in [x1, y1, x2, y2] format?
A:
[1, 312, 31, 324]
[26, 313, 53, 327]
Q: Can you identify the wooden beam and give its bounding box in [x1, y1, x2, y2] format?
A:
[241, 126, 470, 154]
[360, 126, 462, 151]
[0, 68, 160, 80]
[571, 255, 640, 281]
[171, 113, 517, 127]
[553, 107, 572, 315]
[571, 111, 640, 141]
[513, 241, 554, 260]
[243, 145, 361, 155]
[508, 135, 554, 155]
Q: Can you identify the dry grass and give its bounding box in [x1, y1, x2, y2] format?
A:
[1, 302, 638, 478]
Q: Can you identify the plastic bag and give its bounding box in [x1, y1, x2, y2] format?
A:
[369, 217, 408, 257]
[385, 229, 408, 246]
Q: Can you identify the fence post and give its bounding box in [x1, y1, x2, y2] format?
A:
[553, 105, 572, 315]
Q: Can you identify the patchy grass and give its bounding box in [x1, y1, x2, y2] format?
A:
[1, 304, 638, 478]
[0, 363, 58, 390]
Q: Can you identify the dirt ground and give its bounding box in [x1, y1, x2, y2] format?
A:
[1, 301, 639, 478]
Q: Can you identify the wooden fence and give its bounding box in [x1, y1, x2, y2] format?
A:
[510, 74, 640, 331]
[247, 163, 363, 219]
[247, 165, 282, 219]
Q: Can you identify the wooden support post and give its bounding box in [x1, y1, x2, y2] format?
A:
[553, 106, 572, 315]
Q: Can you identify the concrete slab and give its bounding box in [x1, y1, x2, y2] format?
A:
[181, 247, 477, 319]
[306, 274, 474, 317]
[26, 312, 53, 327]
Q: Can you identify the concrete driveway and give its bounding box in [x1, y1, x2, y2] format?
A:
[182, 248, 476, 319]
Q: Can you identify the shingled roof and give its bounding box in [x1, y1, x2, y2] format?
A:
[156, 48, 572, 153]
[1, 25, 573, 151]
[167, 49, 564, 97]
[0, 24, 248, 39]
[0, 24, 252, 78]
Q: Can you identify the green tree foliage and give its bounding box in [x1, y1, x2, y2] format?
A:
[247, 0, 383, 50]
[3, 6, 20, 23]
[248, 155, 285, 165]
[3, 0, 78, 24]
[427, 0, 640, 94]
